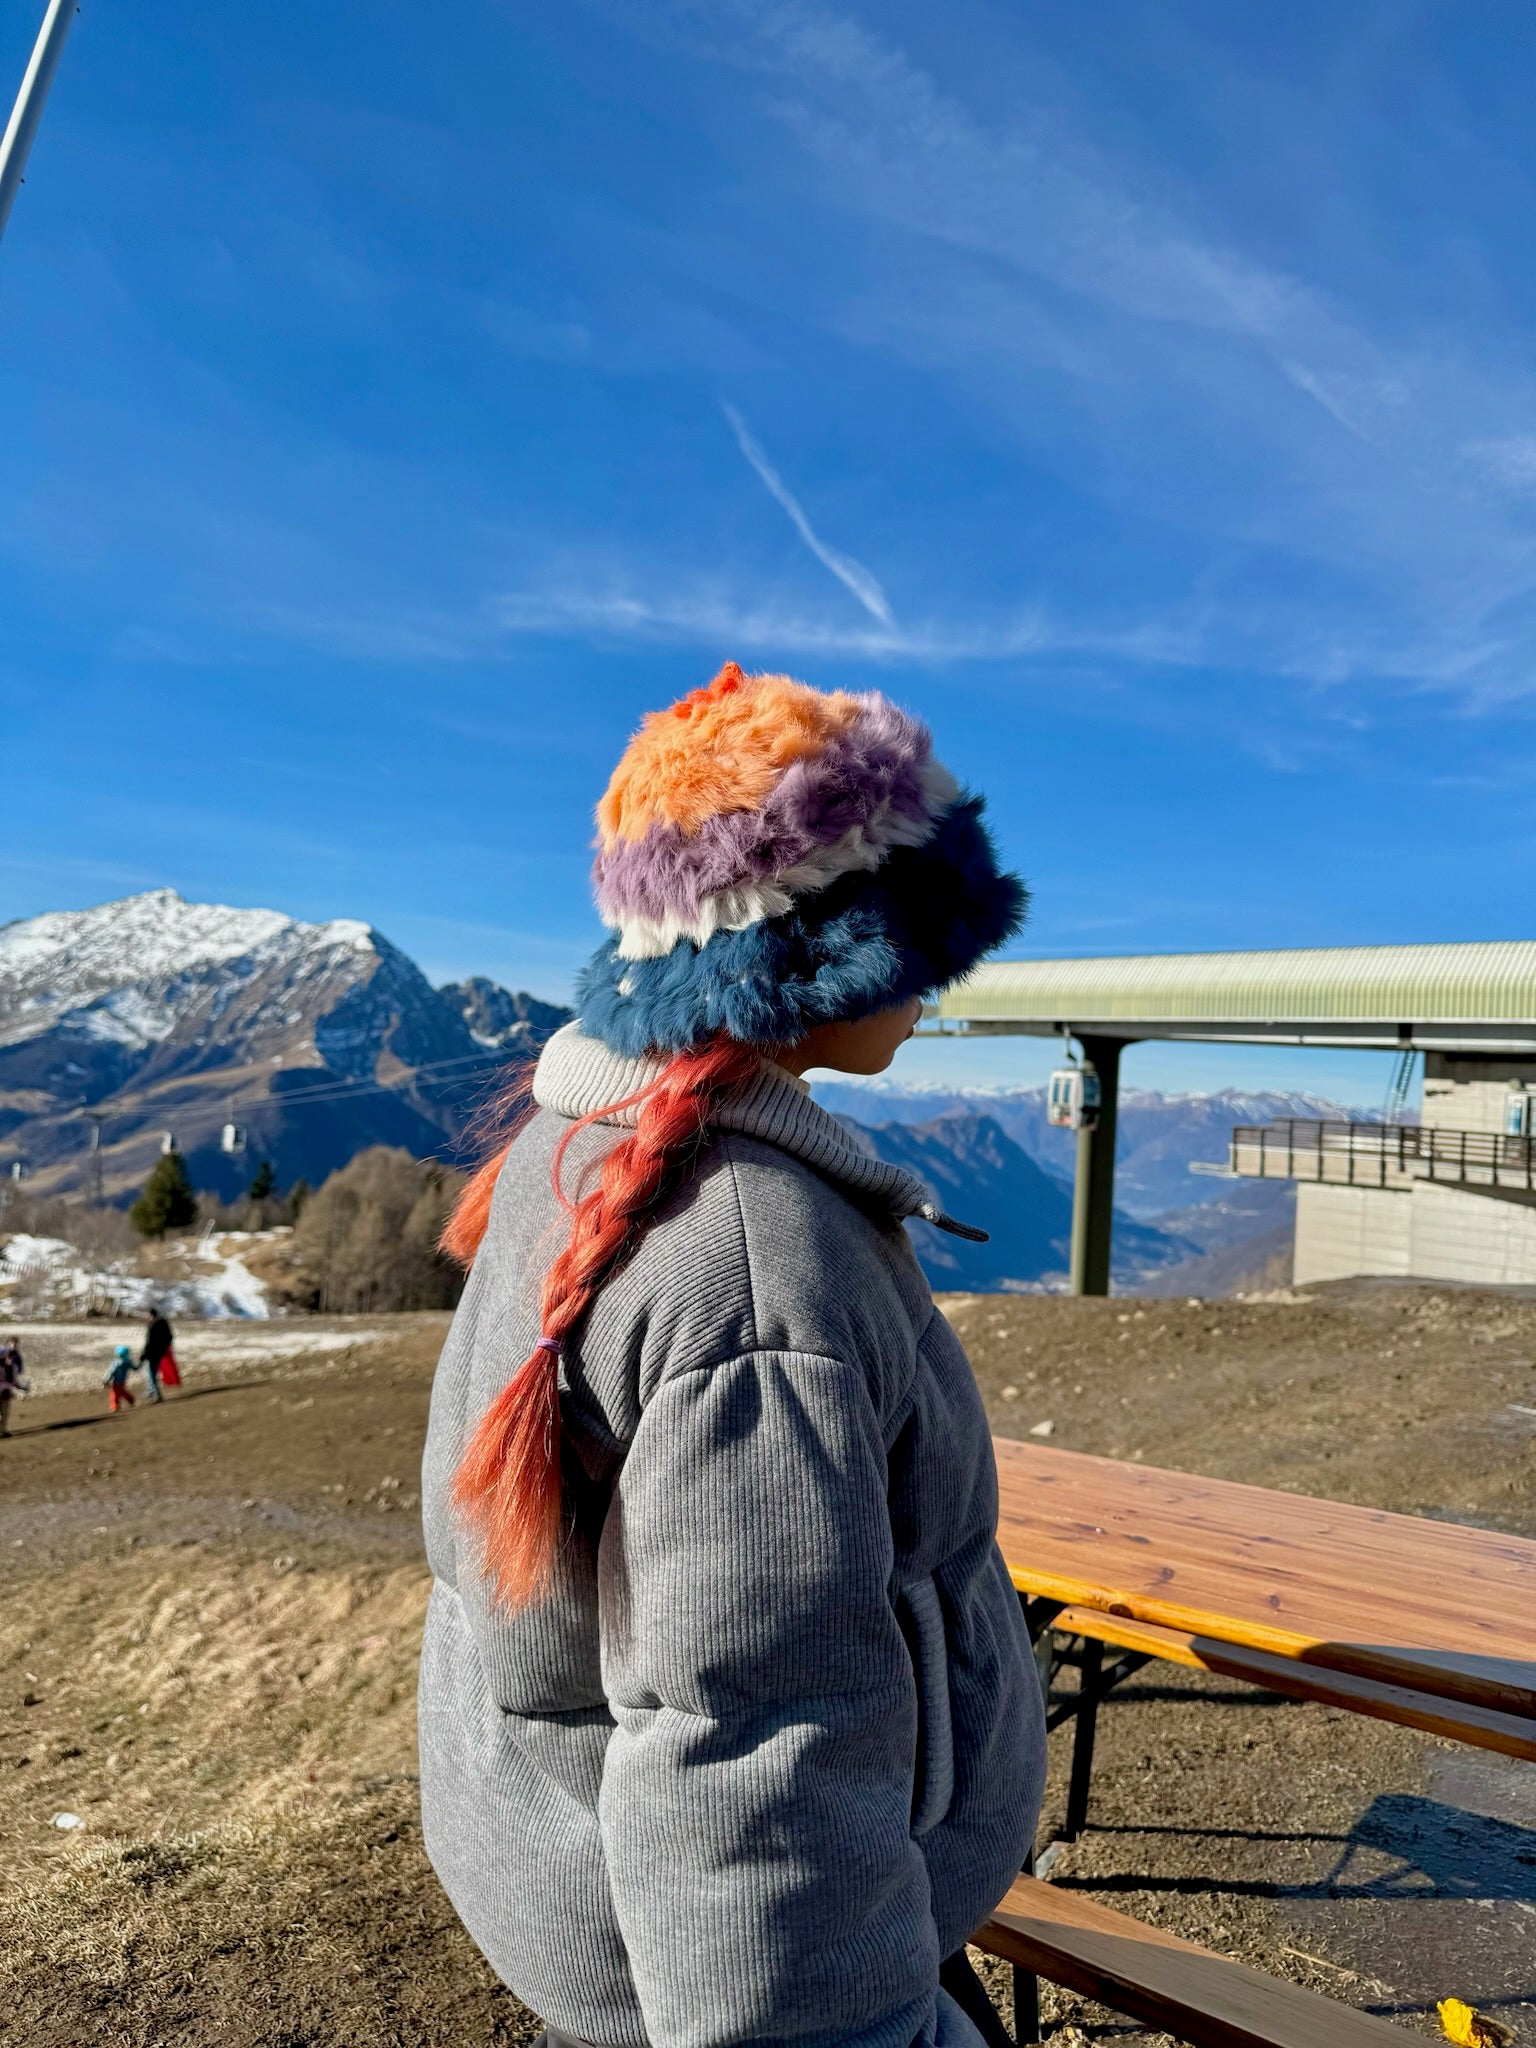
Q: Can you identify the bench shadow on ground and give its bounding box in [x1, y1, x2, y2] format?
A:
[1321, 1792, 1536, 1902]
[1091, 1680, 1298, 1708]
[20, 1381, 270, 1433]
[1069, 1793, 1536, 1903]
[1068, 1795, 1536, 2026]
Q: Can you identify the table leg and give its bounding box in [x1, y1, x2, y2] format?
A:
[1012, 1964, 1041, 2046]
[1064, 1637, 1103, 1841]
[1014, 1845, 1041, 2045]
[1022, 1596, 1063, 1707]
[1033, 1626, 1055, 1707]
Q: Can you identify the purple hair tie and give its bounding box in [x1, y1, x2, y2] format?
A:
[534, 1336, 562, 1355]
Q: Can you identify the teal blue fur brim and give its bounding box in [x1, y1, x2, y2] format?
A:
[574, 795, 1027, 1056]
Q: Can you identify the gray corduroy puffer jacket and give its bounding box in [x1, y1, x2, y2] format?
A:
[419, 1026, 1045, 2048]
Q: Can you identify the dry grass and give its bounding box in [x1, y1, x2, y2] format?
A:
[2, 1535, 537, 2044]
[6, 1786, 538, 2047]
[0, 1320, 538, 2045]
[4, 1550, 428, 1887]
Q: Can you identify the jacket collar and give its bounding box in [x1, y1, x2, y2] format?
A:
[532, 1023, 985, 1241]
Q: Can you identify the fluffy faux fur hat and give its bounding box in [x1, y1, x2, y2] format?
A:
[574, 661, 1026, 1055]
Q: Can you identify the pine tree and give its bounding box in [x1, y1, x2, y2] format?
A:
[247, 1159, 276, 1201]
[284, 1177, 311, 1223]
[131, 1151, 197, 1238]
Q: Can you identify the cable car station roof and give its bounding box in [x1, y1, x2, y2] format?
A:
[931, 941, 1536, 1054]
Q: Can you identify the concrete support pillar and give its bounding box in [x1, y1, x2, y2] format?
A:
[1069, 1036, 1124, 1297]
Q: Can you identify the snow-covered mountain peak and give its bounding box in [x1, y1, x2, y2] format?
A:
[819, 1073, 1373, 1119]
[1118, 1085, 1363, 1120]
[0, 889, 574, 1198]
[0, 889, 374, 987]
[0, 890, 383, 1052]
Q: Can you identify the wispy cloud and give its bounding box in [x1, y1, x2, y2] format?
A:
[721, 401, 894, 625]
[1463, 434, 1536, 495]
[497, 579, 982, 657]
[45, 0, 1536, 715]
[1277, 363, 1410, 444]
[489, 575, 1216, 670]
[123, 548, 1514, 696]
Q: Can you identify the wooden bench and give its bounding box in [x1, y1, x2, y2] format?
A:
[1044, 1602, 1536, 1842]
[972, 1872, 1415, 2046]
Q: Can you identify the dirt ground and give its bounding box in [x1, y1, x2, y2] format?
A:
[3, 1287, 1534, 2045]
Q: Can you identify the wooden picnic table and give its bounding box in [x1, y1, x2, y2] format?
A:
[993, 1439, 1536, 1727]
[983, 1440, 1504, 2041]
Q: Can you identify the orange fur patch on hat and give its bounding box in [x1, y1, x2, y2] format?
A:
[597, 661, 865, 845]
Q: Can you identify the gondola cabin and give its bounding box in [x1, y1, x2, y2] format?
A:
[220, 1123, 247, 1155]
[1047, 1066, 1101, 1131]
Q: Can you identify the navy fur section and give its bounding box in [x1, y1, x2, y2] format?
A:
[575, 795, 1028, 1055]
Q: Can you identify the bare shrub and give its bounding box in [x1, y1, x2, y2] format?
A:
[0, 1196, 144, 1317]
[0, 1189, 81, 1242]
[68, 1203, 142, 1265]
[0, 1191, 139, 1253]
[285, 1147, 465, 1313]
[195, 1189, 290, 1235]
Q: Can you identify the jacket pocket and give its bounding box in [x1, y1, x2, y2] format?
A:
[898, 1573, 955, 1838]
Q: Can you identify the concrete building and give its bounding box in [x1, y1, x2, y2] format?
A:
[932, 942, 1536, 1293]
[1241, 1051, 1536, 1288]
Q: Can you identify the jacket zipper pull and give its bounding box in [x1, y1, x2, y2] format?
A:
[914, 1200, 990, 1243]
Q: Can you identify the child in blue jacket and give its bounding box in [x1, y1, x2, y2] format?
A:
[104, 1344, 137, 1412]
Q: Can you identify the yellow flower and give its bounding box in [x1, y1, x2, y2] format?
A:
[1437, 1997, 1514, 2047]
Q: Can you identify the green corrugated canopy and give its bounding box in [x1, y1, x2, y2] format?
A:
[934, 942, 1536, 1049]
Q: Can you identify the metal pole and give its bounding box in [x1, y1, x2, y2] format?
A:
[0, 0, 78, 245]
[1068, 1036, 1124, 1296]
[83, 1108, 107, 1204]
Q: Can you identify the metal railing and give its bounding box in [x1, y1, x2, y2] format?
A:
[1230, 1118, 1536, 1194]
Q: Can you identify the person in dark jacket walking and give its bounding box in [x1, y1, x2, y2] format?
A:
[0, 1337, 29, 1436]
[141, 1306, 174, 1402]
[420, 664, 1045, 2048]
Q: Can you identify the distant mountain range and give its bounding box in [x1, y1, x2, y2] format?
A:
[810, 1078, 1360, 1216]
[0, 891, 571, 1200]
[811, 1078, 1352, 1292]
[839, 1112, 1197, 1292]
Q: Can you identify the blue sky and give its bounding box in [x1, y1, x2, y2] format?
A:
[4, 0, 1535, 1102]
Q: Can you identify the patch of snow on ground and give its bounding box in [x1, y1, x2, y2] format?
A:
[192, 1225, 271, 1318]
[1, 1233, 77, 1274]
[1, 1227, 275, 1320]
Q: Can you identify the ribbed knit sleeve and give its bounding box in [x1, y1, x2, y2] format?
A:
[596, 1348, 938, 2048]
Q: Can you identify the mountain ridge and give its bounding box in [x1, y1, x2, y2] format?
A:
[0, 890, 571, 1200]
[837, 1109, 1197, 1291]
[810, 1076, 1372, 1218]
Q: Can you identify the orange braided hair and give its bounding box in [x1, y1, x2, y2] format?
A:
[441, 1034, 760, 1609]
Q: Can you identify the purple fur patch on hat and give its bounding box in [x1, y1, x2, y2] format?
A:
[593, 694, 949, 926]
